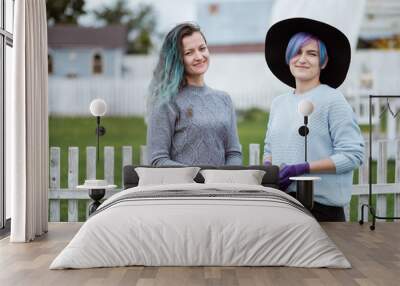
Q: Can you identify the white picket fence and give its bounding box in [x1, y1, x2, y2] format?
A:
[48, 140, 400, 222]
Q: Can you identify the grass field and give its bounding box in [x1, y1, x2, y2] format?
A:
[49, 108, 269, 188]
[50, 109, 396, 222]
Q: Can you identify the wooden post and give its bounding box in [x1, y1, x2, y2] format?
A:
[68, 147, 79, 222]
[376, 140, 388, 219]
[249, 144, 260, 165]
[344, 204, 350, 222]
[140, 145, 148, 165]
[358, 141, 369, 186]
[395, 140, 400, 217]
[86, 146, 96, 219]
[104, 146, 115, 185]
[86, 146, 96, 180]
[122, 146, 133, 187]
[49, 147, 60, 222]
[357, 140, 369, 222]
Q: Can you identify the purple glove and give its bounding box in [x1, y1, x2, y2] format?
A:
[279, 163, 310, 191]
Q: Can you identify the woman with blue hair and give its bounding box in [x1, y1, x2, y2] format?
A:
[263, 18, 364, 221]
[146, 23, 242, 166]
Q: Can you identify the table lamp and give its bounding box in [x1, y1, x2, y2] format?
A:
[292, 99, 318, 210]
[298, 99, 314, 162]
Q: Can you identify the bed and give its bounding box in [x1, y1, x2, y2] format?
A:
[49, 165, 350, 269]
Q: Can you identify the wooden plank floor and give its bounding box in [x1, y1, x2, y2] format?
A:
[0, 222, 399, 286]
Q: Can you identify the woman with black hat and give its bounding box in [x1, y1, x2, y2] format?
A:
[263, 18, 364, 221]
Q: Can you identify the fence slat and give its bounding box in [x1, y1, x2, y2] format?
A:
[122, 146, 133, 187]
[377, 140, 388, 184]
[85, 146, 96, 219]
[396, 195, 400, 218]
[395, 140, 400, 217]
[376, 195, 387, 219]
[86, 146, 96, 180]
[68, 147, 79, 222]
[249, 144, 260, 165]
[49, 189, 120, 199]
[358, 141, 369, 185]
[86, 200, 90, 220]
[140, 145, 148, 165]
[376, 141, 388, 219]
[355, 141, 369, 222]
[344, 204, 350, 222]
[49, 147, 60, 222]
[352, 183, 400, 195]
[105, 146, 114, 184]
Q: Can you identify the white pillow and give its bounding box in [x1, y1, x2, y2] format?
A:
[200, 169, 266, 185]
[135, 167, 200, 186]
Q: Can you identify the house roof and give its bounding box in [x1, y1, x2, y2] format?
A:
[48, 25, 127, 49]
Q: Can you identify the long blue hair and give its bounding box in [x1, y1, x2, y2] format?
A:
[147, 23, 206, 116]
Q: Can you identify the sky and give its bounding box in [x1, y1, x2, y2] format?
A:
[80, 0, 200, 33]
[79, 0, 367, 48]
[80, 0, 267, 33]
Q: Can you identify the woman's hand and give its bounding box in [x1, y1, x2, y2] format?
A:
[279, 163, 310, 191]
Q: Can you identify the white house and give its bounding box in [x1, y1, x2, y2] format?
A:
[48, 25, 127, 78]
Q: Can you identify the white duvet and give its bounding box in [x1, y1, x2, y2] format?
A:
[50, 183, 351, 269]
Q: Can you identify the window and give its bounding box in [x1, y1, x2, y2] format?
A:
[92, 52, 103, 75]
[208, 4, 219, 15]
[5, 0, 13, 33]
[48, 54, 53, 74]
[1, 0, 14, 232]
[68, 52, 76, 61]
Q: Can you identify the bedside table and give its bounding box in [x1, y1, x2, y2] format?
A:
[77, 180, 117, 215]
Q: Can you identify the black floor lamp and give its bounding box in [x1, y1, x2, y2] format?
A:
[359, 95, 400, 230]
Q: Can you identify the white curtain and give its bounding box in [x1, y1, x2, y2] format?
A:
[7, 0, 48, 242]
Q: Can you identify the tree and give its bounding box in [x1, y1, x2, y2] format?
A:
[46, 0, 86, 26]
[93, 0, 157, 54]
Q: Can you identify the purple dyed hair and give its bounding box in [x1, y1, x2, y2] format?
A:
[285, 32, 328, 67]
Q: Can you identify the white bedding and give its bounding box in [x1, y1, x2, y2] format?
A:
[50, 183, 351, 269]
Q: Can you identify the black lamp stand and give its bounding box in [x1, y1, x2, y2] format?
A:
[88, 116, 106, 215]
[88, 189, 106, 215]
[298, 116, 309, 162]
[296, 116, 314, 210]
[359, 95, 400, 230]
[96, 116, 106, 162]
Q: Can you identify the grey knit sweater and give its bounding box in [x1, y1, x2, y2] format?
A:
[147, 85, 242, 166]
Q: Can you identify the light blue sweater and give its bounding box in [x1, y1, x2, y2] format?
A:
[147, 85, 242, 166]
[264, 84, 365, 206]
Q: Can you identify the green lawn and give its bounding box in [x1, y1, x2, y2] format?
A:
[49, 109, 269, 189]
[50, 116, 147, 188]
[50, 109, 396, 222]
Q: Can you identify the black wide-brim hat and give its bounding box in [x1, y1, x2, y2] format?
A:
[265, 17, 351, 88]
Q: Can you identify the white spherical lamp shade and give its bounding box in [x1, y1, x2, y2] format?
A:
[298, 100, 314, 116]
[89, 99, 107, 117]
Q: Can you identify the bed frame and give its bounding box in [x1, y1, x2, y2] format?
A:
[123, 165, 280, 190]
